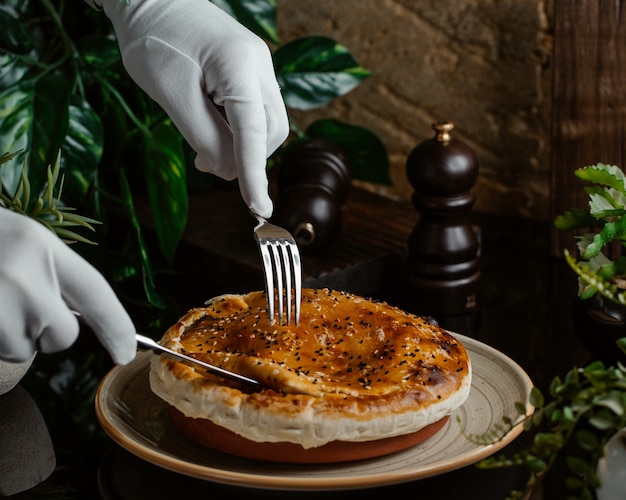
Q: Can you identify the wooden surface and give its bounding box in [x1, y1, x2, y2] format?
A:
[550, 0, 626, 257]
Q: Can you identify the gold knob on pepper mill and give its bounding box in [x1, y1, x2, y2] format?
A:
[433, 120, 454, 144]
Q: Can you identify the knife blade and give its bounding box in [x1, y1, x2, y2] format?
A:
[135, 334, 265, 390]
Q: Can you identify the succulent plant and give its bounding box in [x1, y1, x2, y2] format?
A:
[555, 163, 626, 304]
[0, 150, 99, 244]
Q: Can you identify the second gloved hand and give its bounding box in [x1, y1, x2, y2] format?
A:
[100, 0, 289, 218]
[0, 209, 136, 365]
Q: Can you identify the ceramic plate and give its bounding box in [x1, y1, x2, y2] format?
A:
[95, 334, 533, 491]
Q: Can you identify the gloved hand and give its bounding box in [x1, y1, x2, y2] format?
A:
[0, 209, 136, 365]
[98, 0, 289, 218]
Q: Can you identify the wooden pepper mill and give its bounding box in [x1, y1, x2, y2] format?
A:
[404, 121, 480, 334]
[272, 139, 351, 255]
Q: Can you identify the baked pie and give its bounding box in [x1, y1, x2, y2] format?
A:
[149, 289, 471, 463]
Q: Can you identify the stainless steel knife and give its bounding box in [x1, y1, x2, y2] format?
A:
[136, 334, 265, 390]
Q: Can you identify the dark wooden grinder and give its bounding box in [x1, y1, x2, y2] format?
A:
[404, 121, 480, 334]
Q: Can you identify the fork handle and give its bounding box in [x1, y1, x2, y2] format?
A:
[250, 211, 266, 229]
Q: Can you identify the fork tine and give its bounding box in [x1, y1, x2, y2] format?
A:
[279, 242, 292, 324]
[291, 244, 301, 325]
[271, 243, 285, 325]
[258, 243, 276, 325]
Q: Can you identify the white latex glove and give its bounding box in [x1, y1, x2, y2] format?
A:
[0, 209, 136, 366]
[98, 0, 289, 218]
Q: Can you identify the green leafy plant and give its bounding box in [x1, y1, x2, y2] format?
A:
[555, 163, 626, 303]
[0, 149, 99, 244]
[0, 0, 390, 309]
[471, 163, 626, 499]
[468, 346, 626, 499]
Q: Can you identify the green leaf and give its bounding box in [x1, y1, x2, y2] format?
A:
[77, 35, 124, 79]
[61, 97, 103, 203]
[588, 412, 617, 430]
[554, 207, 598, 231]
[29, 74, 71, 200]
[211, 0, 279, 44]
[595, 393, 625, 416]
[563, 405, 575, 422]
[515, 401, 527, 415]
[53, 227, 97, 245]
[583, 215, 626, 259]
[575, 429, 600, 451]
[58, 210, 100, 229]
[575, 163, 626, 194]
[4, 0, 29, 14]
[597, 255, 626, 281]
[274, 36, 371, 110]
[120, 171, 166, 309]
[0, 52, 30, 89]
[525, 455, 548, 473]
[0, 8, 33, 54]
[144, 122, 188, 264]
[583, 360, 608, 373]
[0, 82, 33, 195]
[529, 387, 545, 408]
[549, 375, 563, 395]
[586, 187, 626, 217]
[306, 119, 392, 185]
[566, 456, 596, 478]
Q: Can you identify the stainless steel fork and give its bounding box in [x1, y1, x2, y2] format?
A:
[252, 213, 301, 325]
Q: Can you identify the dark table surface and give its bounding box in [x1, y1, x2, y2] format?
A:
[3, 187, 593, 499]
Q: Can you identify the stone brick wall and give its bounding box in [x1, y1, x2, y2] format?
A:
[277, 0, 554, 220]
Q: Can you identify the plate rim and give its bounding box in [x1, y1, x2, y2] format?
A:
[95, 334, 533, 491]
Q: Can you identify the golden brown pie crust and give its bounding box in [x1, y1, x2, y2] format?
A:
[149, 289, 471, 462]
